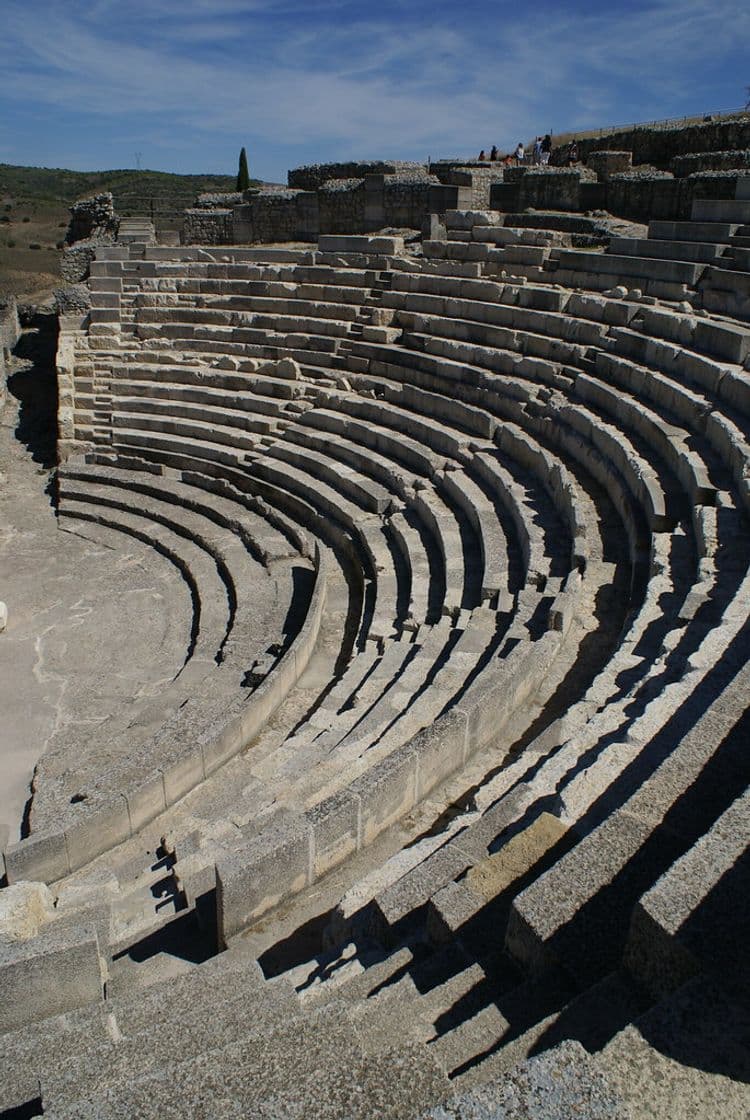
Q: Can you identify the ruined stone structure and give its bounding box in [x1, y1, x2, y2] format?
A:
[0, 152, 749, 1117]
[181, 129, 750, 245]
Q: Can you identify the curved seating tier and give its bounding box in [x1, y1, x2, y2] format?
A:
[3, 461, 326, 882]
[3, 210, 749, 1117]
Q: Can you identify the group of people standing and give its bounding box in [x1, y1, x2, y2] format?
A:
[478, 134, 552, 166]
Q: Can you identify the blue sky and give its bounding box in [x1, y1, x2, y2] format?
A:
[1, 0, 748, 184]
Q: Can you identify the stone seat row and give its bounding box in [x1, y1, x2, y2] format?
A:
[346, 335, 740, 695]
[57, 331, 617, 936]
[55, 234, 747, 954]
[101, 254, 750, 721]
[98, 309, 729, 855]
[96, 358, 586, 788]
[1, 939, 473, 1119]
[106, 361, 585, 621]
[344, 301, 746, 533]
[4, 225, 748, 1113]
[381, 267, 750, 365]
[547, 190, 750, 314]
[308, 591, 750, 1085]
[324, 335, 749, 800]
[83, 378, 541, 815]
[182, 360, 644, 936]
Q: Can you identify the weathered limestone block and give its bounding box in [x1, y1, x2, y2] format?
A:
[0, 881, 55, 943]
[276, 356, 302, 379]
[318, 234, 405, 255]
[216, 813, 311, 942]
[586, 150, 633, 181]
[0, 924, 106, 1033]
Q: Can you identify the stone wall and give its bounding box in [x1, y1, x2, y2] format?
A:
[237, 191, 310, 242]
[671, 149, 750, 176]
[64, 194, 118, 246]
[196, 191, 246, 209]
[183, 208, 233, 245]
[182, 172, 440, 244]
[585, 151, 632, 181]
[552, 115, 750, 170]
[382, 175, 436, 227]
[288, 159, 426, 191]
[61, 193, 120, 283]
[490, 167, 746, 223]
[318, 179, 366, 234]
[436, 166, 506, 209]
[491, 167, 594, 213]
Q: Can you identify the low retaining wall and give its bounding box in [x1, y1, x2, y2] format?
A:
[671, 149, 750, 176]
[490, 169, 747, 222]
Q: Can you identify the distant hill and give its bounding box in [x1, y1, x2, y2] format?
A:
[0, 164, 260, 303]
[0, 164, 247, 209]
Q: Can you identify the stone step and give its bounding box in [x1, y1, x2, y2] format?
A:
[691, 198, 750, 223]
[648, 219, 739, 244]
[609, 236, 726, 264]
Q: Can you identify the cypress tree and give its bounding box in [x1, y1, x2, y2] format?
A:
[236, 147, 250, 191]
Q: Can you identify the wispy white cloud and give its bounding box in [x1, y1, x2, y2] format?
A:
[1, 0, 748, 179]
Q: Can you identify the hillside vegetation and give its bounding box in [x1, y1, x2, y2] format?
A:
[0, 163, 254, 302]
[0, 164, 239, 208]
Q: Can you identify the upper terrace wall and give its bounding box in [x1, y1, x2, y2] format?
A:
[491, 166, 747, 223]
[552, 115, 750, 170]
[288, 159, 426, 190]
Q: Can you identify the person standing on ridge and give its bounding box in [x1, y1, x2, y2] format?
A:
[541, 133, 552, 164]
[490, 145, 498, 161]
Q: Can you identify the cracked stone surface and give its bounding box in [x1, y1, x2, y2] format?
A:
[0, 328, 190, 844]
